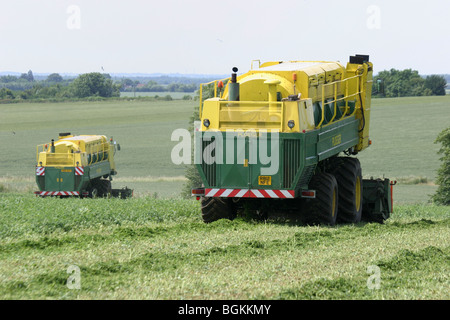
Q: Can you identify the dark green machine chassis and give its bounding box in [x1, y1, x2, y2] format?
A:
[35, 161, 132, 198]
[195, 115, 393, 224]
[197, 116, 359, 194]
[36, 161, 112, 194]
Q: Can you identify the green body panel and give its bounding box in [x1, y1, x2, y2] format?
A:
[42, 168, 63, 191]
[196, 115, 360, 195]
[37, 167, 80, 192]
[36, 161, 111, 192]
[221, 135, 250, 188]
[316, 116, 359, 161]
[87, 161, 112, 179]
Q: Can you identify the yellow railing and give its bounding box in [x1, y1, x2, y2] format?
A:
[316, 74, 363, 128]
[251, 60, 261, 69]
[87, 142, 109, 165]
[36, 143, 49, 162]
[199, 77, 231, 118]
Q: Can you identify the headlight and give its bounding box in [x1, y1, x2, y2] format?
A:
[203, 119, 210, 128]
[288, 120, 295, 129]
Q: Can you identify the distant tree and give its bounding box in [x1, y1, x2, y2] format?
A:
[28, 70, 34, 81]
[425, 75, 447, 96]
[19, 70, 34, 82]
[111, 83, 121, 97]
[373, 69, 428, 97]
[46, 73, 63, 82]
[432, 127, 450, 205]
[0, 88, 15, 99]
[17, 90, 31, 99]
[0, 75, 18, 83]
[121, 78, 134, 86]
[145, 80, 164, 92]
[71, 72, 117, 98]
[167, 83, 197, 92]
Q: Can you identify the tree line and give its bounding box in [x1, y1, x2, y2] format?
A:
[372, 69, 447, 97]
[0, 68, 447, 101]
[120, 79, 197, 93]
[0, 71, 121, 100]
[0, 71, 199, 101]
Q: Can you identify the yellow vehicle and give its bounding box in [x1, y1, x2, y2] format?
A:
[192, 55, 394, 224]
[35, 133, 132, 198]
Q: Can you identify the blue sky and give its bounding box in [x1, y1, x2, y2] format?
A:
[0, 0, 449, 75]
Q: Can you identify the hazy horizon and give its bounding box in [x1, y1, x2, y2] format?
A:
[1, 0, 449, 76]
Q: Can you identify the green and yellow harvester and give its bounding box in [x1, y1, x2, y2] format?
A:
[192, 55, 395, 225]
[35, 133, 132, 198]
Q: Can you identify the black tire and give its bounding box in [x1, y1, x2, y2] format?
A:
[330, 157, 363, 223]
[88, 186, 99, 198]
[98, 179, 112, 198]
[87, 178, 100, 198]
[304, 172, 339, 226]
[201, 197, 236, 223]
[87, 178, 111, 198]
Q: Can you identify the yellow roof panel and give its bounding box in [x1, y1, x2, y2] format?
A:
[61, 135, 105, 143]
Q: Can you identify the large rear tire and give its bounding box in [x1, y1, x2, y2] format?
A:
[87, 180, 99, 198]
[201, 197, 236, 223]
[331, 157, 363, 223]
[304, 172, 339, 226]
[87, 179, 111, 198]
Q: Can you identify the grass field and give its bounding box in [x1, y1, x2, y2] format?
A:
[0, 95, 449, 300]
[0, 194, 448, 299]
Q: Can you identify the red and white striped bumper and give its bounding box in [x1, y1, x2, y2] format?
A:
[34, 191, 86, 197]
[205, 188, 295, 199]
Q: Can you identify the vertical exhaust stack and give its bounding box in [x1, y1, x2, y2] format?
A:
[228, 67, 240, 101]
[51, 139, 55, 153]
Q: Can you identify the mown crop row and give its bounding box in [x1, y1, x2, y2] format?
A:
[0, 194, 448, 299]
